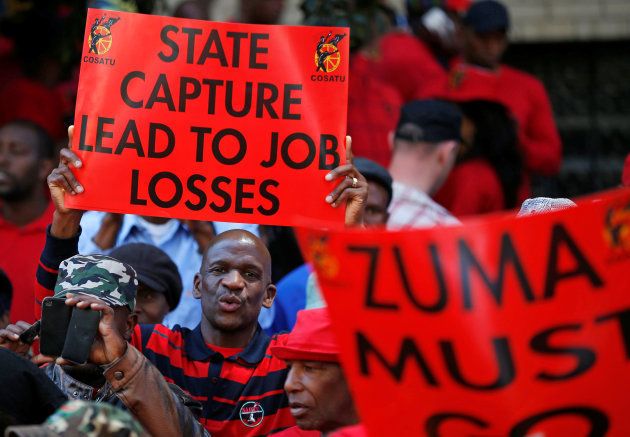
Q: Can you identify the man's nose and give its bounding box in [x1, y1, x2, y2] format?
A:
[222, 270, 245, 290]
[284, 366, 302, 393]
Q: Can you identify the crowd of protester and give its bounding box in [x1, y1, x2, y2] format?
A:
[0, 0, 629, 435]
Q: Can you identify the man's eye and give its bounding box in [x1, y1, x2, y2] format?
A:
[244, 271, 260, 279]
[209, 266, 226, 274]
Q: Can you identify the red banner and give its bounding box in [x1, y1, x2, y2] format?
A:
[66, 9, 349, 225]
[297, 188, 630, 437]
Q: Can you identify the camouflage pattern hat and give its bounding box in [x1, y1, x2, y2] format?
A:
[53, 255, 137, 312]
[5, 400, 149, 437]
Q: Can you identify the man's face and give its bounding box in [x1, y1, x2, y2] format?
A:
[284, 360, 356, 432]
[194, 237, 275, 332]
[135, 284, 170, 324]
[0, 124, 44, 201]
[364, 181, 390, 227]
[463, 28, 508, 69]
[243, 0, 285, 24]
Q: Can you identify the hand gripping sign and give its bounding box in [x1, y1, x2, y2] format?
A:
[297, 188, 630, 437]
[67, 9, 349, 225]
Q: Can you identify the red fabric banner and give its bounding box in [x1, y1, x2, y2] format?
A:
[66, 9, 349, 225]
[297, 188, 630, 437]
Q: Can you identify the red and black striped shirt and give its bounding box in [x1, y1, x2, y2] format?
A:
[131, 323, 295, 435]
[35, 227, 296, 435]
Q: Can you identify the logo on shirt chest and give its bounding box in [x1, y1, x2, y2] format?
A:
[240, 401, 264, 428]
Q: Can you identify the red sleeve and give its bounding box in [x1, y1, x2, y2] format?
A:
[519, 78, 562, 175]
[375, 33, 448, 102]
[34, 227, 81, 319]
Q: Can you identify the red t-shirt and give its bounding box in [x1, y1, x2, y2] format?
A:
[0, 201, 54, 323]
[374, 32, 448, 103]
[445, 62, 562, 177]
[346, 52, 402, 167]
[434, 159, 505, 218]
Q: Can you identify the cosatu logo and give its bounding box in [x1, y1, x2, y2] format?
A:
[314, 32, 346, 73]
[87, 15, 120, 55]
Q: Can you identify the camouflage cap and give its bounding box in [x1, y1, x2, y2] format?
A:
[5, 400, 149, 437]
[53, 254, 137, 312]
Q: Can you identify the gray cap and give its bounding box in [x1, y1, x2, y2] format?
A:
[517, 197, 576, 216]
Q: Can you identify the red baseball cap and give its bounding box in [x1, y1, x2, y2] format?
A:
[622, 154, 630, 187]
[271, 308, 339, 362]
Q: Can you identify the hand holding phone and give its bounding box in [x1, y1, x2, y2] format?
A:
[60, 293, 128, 366]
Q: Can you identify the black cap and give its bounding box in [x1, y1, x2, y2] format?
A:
[109, 243, 182, 311]
[463, 0, 510, 33]
[354, 157, 393, 206]
[395, 99, 462, 144]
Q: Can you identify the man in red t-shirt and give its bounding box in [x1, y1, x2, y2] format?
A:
[374, 0, 470, 103]
[446, 0, 562, 197]
[0, 120, 54, 323]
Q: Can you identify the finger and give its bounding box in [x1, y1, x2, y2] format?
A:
[5, 324, 27, 336]
[59, 148, 83, 169]
[334, 187, 367, 208]
[68, 125, 74, 146]
[48, 166, 83, 195]
[327, 177, 367, 207]
[55, 357, 73, 366]
[345, 135, 353, 164]
[325, 177, 354, 206]
[0, 329, 20, 341]
[94, 303, 115, 325]
[65, 293, 100, 307]
[324, 164, 354, 182]
[32, 354, 55, 366]
[15, 321, 33, 331]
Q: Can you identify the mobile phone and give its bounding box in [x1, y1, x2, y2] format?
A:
[60, 306, 100, 365]
[18, 320, 41, 345]
[40, 297, 72, 357]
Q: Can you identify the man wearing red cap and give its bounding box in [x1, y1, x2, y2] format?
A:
[270, 308, 363, 436]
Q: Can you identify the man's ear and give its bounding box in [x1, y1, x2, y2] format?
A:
[262, 284, 277, 309]
[124, 312, 138, 341]
[193, 272, 202, 299]
[437, 140, 458, 166]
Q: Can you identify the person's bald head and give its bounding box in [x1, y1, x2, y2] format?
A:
[201, 229, 272, 280]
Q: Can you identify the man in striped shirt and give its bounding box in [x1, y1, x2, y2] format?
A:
[32, 130, 368, 436]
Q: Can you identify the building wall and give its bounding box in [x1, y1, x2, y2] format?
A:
[176, 0, 630, 42]
[503, 0, 630, 42]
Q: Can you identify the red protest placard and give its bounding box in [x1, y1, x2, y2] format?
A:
[297, 188, 630, 437]
[66, 9, 349, 225]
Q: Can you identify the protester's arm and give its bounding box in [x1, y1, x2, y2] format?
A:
[325, 136, 368, 227]
[63, 294, 209, 437]
[34, 126, 85, 316]
[103, 344, 209, 437]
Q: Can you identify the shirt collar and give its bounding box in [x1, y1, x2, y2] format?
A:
[185, 324, 271, 365]
[119, 215, 188, 242]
